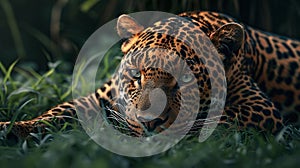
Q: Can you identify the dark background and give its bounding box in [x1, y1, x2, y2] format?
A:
[0, 0, 299, 71]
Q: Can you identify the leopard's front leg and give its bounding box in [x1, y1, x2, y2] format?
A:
[0, 77, 119, 138]
[221, 73, 284, 134]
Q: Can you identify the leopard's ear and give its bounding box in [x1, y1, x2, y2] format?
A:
[117, 14, 144, 53]
[210, 23, 244, 59]
[117, 14, 144, 39]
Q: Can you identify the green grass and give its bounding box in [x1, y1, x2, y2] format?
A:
[1, 60, 300, 168]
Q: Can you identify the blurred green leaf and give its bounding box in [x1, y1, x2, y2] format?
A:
[80, 0, 100, 12]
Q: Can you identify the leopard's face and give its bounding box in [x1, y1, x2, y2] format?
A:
[118, 45, 203, 136]
[115, 14, 243, 136]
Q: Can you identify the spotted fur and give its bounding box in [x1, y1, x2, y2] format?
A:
[1, 11, 300, 138]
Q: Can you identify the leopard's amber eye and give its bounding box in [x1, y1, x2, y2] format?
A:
[180, 73, 193, 83]
[129, 69, 141, 79]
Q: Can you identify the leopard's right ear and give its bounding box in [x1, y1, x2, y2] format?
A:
[117, 14, 144, 53]
[117, 14, 144, 39]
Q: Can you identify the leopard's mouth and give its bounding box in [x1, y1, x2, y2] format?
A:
[124, 106, 178, 136]
[140, 116, 169, 132]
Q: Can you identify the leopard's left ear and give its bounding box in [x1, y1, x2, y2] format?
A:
[210, 23, 244, 59]
[117, 14, 144, 39]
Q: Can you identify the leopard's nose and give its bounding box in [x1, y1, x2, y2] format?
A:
[136, 114, 155, 122]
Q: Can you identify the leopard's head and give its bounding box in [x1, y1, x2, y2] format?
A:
[115, 14, 244, 136]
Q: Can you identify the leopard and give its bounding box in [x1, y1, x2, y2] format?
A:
[1, 11, 300, 138]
